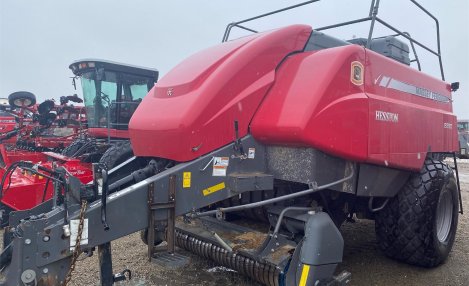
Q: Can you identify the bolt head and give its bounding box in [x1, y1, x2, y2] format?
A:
[25, 238, 31, 245]
[43, 268, 49, 274]
[43, 236, 50, 242]
[21, 269, 36, 283]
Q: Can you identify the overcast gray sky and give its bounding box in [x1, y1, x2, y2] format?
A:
[1, 0, 468, 118]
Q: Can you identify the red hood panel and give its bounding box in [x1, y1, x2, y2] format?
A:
[129, 25, 311, 161]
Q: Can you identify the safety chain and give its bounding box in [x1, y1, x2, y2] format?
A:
[63, 200, 88, 286]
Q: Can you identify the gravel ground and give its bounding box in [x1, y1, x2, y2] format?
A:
[4, 161, 469, 286]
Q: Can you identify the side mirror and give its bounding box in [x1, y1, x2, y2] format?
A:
[451, 82, 459, 92]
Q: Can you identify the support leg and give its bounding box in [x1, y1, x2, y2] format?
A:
[98, 242, 113, 286]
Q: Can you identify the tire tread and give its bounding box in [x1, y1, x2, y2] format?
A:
[375, 158, 458, 267]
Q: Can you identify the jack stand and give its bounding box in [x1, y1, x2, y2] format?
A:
[98, 242, 113, 286]
[98, 242, 132, 285]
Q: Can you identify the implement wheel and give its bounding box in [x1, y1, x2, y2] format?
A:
[100, 141, 163, 246]
[61, 139, 86, 157]
[99, 140, 133, 170]
[8, 91, 36, 108]
[375, 158, 459, 267]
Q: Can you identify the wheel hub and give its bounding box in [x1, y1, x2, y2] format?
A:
[436, 188, 453, 243]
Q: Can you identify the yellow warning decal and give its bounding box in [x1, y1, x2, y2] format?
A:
[183, 172, 191, 188]
[299, 264, 310, 286]
[202, 182, 225, 196]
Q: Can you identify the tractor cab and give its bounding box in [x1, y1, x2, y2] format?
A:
[69, 59, 158, 139]
[458, 121, 469, 133]
[458, 120, 469, 158]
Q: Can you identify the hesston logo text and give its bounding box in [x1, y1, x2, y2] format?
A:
[375, 110, 399, 123]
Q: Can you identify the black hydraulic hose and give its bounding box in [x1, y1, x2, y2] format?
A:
[0, 160, 64, 199]
[73, 140, 92, 157]
[0, 162, 22, 198]
[108, 174, 134, 191]
[36, 164, 62, 176]
[0, 128, 21, 142]
[191, 169, 355, 218]
[5, 170, 15, 192]
[42, 177, 51, 202]
[20, 167, 60, 183]
[0, 163, 19, 187]
[108, 163, 159, 191]
[273, 206, 313, 234]
[101, 170, 110, 231]
[368, 197, 389, 213]
[62, 173, 69, 224]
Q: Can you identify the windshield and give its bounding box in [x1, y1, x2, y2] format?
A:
[80, 71, 151, 129]
[81, 71, 117, 128]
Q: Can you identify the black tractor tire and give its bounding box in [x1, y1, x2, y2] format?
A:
[8, 91, 36, 108]
[99, 140, 133, 170]
[37, 99, 55, 115]
[430, 153, 446, 161]
[98, 141, 161, 246]
[61, 139, 86, 157]
[375, 158, 459, 267]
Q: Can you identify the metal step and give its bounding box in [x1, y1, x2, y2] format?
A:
[151, 252, 190, 269]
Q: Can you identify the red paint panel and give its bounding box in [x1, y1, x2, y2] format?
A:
[89, 128, 130, 139]
[251, 45, 369, 161]
[0, 145, 48, 167]
[1, 160, 92, 211]
[252, 43, 457, 171]
[0, 115, 16, 144]
[365, 50, 457, 170]
[129, 25, 312, 162]
[129, 24, 458, 172]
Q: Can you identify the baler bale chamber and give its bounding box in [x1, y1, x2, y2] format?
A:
[0, 0, 463, 286]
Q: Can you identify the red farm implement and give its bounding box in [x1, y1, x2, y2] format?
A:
[0, 61, 158, 227]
